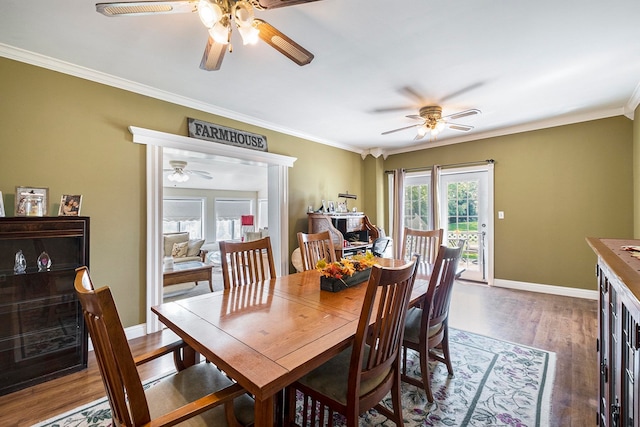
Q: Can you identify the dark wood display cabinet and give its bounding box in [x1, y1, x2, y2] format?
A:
[0, 217, 89, 396]
[588, 238, 640, 427]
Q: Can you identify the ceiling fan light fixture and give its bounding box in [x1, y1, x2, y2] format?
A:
[238, 23, 260, 45]
[168, 171, 189, 183]
[198, 0, 222, 28]
[210, 20, 230, 44]
[233, 1, 255, 26]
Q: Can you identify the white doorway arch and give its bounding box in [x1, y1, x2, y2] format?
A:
[130, 126, 296, 333]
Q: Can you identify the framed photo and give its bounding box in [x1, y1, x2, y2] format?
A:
[15, 186, 49, 217]
[0, 191, 5, 217]
[59, 195, 83, 216]
[328, 201, 335, 213]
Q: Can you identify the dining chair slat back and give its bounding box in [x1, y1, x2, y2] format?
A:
[401, 244, 463, 402]
[401, 227, 443, 264]
[219, 236, 277, 289]
[285, 256, 419, 427]
[73, 266, 254, 427]
[297, 231, 337, 271]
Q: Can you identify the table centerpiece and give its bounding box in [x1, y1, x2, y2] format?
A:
[316, 251, 376, 292]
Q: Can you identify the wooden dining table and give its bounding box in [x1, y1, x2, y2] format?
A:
[151, 258, 430, 427]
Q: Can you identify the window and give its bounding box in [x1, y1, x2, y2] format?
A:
[215, 199, 254, 241]
[163, 198, 204, 238]
[403, 173, 432, 230]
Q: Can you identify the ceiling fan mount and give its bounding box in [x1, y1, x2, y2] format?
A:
[382, 104, 480, 141]
[95, 0, 317, 71]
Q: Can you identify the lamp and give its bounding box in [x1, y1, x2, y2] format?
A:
[168, 170, 189, 183]
[415, 106, 446, 141]
[168, 161, 190, 182]
[197, 0, 259, 46]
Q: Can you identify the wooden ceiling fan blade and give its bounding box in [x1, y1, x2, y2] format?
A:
[256, 0, 324, 9]
[444, 109, 481, 120]
[254, 19, 314, 66]
[447, 123, 474, 132]
[200, 36, 226, 71]
[96, 1, 197, 16]
[381, 124, 419, 136]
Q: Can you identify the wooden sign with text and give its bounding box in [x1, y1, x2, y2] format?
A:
[187, 118, 268, 152]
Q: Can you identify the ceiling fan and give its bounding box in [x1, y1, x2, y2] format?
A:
[95, 0, 318, 70]
[381, 105, 481, 141]
[164, 160, 212, 182]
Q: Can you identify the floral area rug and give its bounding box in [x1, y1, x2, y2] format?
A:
[32, 329, 555, 427]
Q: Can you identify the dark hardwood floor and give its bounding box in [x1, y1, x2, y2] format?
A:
[0, 281, 597, 426]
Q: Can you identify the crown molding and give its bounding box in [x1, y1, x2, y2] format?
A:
[1, 43, 635, 160]
[625, 80, 640, 119]
[0, 43, 364, 155]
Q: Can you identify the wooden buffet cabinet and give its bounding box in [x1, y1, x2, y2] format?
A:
[588, 238, 640, 427]
[307, 212, 379, 259]
[0, 217, 89, 396]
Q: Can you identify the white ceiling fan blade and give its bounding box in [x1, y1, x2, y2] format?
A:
[96, 1, 197, 16]
[381, 124, 420, 136]
[443, 109, 481, 121]
[254, 19, 314, 66]
[405, 114, 424, 120]
[447, 123, 474, 132]
[192, 170, 213, 179]
[200, 36, 226, 71]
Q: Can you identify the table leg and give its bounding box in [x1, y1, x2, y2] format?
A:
[255, 395, 275, 427]
[173, 345, 198, 370]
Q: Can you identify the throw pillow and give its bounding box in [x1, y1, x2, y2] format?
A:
[171, 241, 188, 258]
[187, 239, 205, 257]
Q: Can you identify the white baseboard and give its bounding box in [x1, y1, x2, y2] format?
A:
[493, 278, 598, 300]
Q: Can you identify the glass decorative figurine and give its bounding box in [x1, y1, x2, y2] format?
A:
[14, 250, 27, 274]
[37, 251, 51, 271]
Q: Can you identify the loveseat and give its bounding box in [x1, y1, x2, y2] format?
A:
[163, 232, 208, 263]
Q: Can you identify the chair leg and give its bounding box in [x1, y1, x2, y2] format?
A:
[441, 325, 454, 376]
[421, 346, 434, 403]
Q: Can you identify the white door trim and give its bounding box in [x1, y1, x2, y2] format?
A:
[130, 126, 297, 333]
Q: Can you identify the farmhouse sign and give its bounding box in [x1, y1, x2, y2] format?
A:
[188, 118, 268, 152]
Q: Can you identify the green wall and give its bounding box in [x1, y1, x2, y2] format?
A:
[1, 56, 636, 329]
[384, 117, 634, 290]
[0, 57, 364, 326]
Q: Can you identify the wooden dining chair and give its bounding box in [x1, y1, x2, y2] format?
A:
[73, 266, 255, 427]
[285, 257, 419, 427]
[297, 231, 337, 271]
[219, 236, 277, 289]
[401, 244, 463, 402]
[401, 227, 443, 264]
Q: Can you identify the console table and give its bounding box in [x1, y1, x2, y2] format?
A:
[307, 212, 379, 259]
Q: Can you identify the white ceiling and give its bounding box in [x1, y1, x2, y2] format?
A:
[1, 0, 640, 160]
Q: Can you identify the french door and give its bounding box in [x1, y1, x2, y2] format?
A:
[400, 164, 493, 284]
[439, 169, 491, 282]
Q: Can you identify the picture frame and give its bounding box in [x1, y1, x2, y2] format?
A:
[15, 186, 49, 217]
[0, 191, 5, 217]
[59, 195, 83, 216]
[328, 201, 336, 213]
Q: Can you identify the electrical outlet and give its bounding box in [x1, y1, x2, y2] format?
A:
[498, 211, 505, 219]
